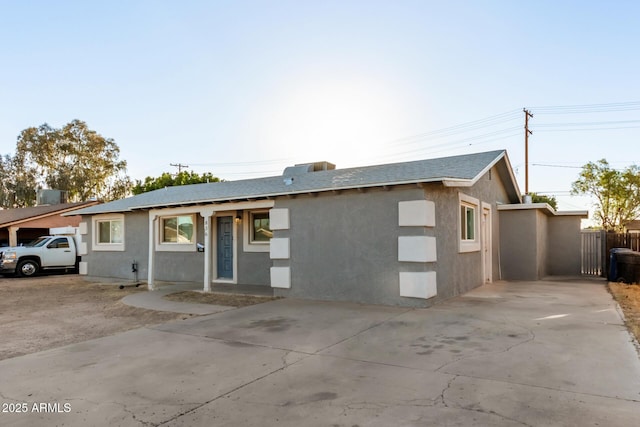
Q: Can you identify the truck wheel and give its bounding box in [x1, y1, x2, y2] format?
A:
[17, 260, 39, 277]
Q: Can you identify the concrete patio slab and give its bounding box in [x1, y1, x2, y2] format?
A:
[0, 278, 638, 426]
[153, 298, 408, 353]
[121, 283, 234, 315]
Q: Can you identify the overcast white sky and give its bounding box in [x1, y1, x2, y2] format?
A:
[1, 1, 639, 214]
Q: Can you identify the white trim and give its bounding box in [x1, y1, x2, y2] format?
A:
[201, 210, 214, 292]
[150, 206, 199, 253]
[242, 209, 271, 253]
[148, 214, 157, 290]
[92, 214, 125, 252]
[481, 202, 492, 284]
[497, 203, 588, 217]
[155, 213, 198, 252]
[458, 193, 481, 253]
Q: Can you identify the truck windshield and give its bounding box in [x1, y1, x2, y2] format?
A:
[24, 237, 50, 247]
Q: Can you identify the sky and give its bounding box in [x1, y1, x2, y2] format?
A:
[1, 1, 639, 217]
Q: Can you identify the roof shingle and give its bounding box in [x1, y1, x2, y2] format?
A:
[72, 150, 514, 215]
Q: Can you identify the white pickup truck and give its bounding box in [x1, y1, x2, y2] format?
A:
[0, 234, 80, 277]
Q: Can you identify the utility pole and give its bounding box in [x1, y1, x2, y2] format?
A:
[524, 108, 533, 195]
[170, 163, 189, 174]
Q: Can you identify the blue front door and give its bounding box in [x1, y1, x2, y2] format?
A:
[217, 216, 233, 279]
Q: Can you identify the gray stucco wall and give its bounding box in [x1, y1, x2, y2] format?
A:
[235, 219, 271, 286]
[81, 163, 515, 306]
[272, 186, 431, 307]
[433, 167, 511, 297]
[273, 164, 513, 307]
[82, 210, 271, 285]
[548, 216, 583, 275]
[82, 211, 150, 280]
[499, 208, 584, 280]
[499, 209, 540, 280]
[536, 210, 549, 278]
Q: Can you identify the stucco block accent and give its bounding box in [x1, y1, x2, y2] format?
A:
[398, 200, 435, 227]
[270, 208, 290, 230]
[400, 271, 438, 299]
[78, 262, 88, 275]
[398, 236, 437, 262]
[79, 222, 88, 235]
[270, 238, 290, 259]
[78, 241, 88, 256]
[270, 266, 291, 288]
[399, 271, 437, 299]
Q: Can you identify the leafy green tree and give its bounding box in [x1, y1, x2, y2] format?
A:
[14, 120, 131, 202]
[0, 153, 38, 208]
[132, 171, 220, 195]
[529, 192, 558, 210]
[571, 159, 640, 231]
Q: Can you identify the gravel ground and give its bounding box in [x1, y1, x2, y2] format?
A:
[0, 274, 191, 360]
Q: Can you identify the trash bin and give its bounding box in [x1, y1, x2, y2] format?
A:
[616, 251, 640, 284]
[609, 248, 634, 282]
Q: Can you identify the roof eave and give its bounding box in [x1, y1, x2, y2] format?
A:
[5, 201, 100, 224]
[70, 178, 453, 215]
[498, 203, 589, 218]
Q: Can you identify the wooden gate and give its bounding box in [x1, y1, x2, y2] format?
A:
[582, 231, 640, 278]
[581, 231, 603, 276]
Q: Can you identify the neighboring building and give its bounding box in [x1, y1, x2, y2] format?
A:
[68, 150, 586, 307]
[0, 201, 99, 247]
[624, 220, 640, 233]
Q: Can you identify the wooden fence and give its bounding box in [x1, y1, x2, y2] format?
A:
[581, 231, 640, 277]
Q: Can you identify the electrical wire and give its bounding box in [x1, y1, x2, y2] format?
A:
[173, 101, 640, 179]
[532, 164, 583, 169]
[531, 101, 640, 114]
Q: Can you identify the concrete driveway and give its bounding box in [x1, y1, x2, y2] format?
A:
[1, 279, 639, 426]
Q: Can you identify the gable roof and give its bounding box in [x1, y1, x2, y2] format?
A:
[70, 150, 521, 216]
[0, 201, 100, 227]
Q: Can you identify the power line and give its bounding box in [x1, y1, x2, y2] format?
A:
[170, 163, 189, 173]
[534, 125, 640, 133]
[534, 119, 640, 127]
[531, 101, 640, 114]
[385, 110, 521, 148]
[532, 163, 583, 169]
[168, 101, 639, 180]
[189, 158, 297, 167]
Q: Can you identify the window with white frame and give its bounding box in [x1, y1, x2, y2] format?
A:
[161, 214, 195, 244]
[92, 214, 125, 251]
[250, 211, 272, 243]
[98, 219, 123, 244]
[460, 204, 475, 241]
[458, 193, 480, 253]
